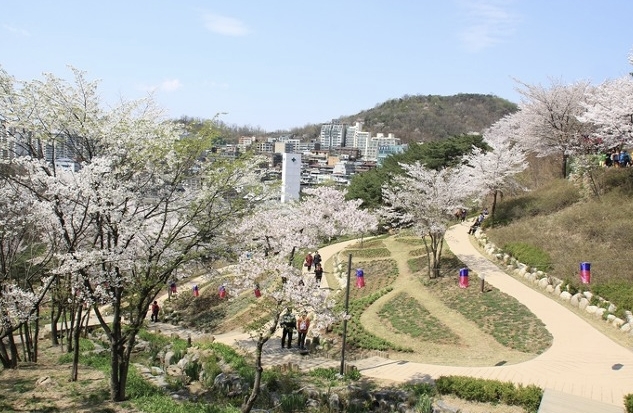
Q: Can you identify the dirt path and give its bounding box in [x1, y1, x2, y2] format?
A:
[358, 237, 537, 366]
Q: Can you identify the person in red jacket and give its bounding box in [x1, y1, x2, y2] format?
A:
[150, 301, 160, 322]
[304, 252, 314, 271]
[296, 311, 311, 350]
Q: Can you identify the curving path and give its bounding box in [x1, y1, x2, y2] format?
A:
[352, 224, 633, 410]
[158, 228, 633, 410]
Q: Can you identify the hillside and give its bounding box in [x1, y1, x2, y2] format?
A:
[486, 167, 633, 314]
[338, 93, 518, 143]
[211, 94, 518, 143]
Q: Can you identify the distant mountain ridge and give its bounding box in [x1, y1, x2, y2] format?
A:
[336, 93, 518, 143]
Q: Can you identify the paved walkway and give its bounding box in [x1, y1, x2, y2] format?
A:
[157, 228, 633, 411]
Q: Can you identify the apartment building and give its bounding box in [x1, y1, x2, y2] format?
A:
[319, 120, 346, 149]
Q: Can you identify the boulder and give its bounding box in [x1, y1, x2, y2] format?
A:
[579, 297, 589, 310]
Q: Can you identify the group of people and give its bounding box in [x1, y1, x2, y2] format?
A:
[468, 207, 489, 235]
[304, 251, 324, 286]
[601, 149, 631, 168]
[280, 308, 311, 350]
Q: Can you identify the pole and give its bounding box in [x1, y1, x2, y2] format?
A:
[340, 253, 352, 375]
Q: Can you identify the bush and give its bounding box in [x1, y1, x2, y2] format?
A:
[624, 393, 633, 413]
[435, 376, 543, 413]
[593, 281, 633, 318]
[502, 242, 552, 272]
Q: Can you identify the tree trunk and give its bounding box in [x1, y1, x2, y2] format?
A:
[562, 153, 569, 178]
[71, 305, 83, 381]
[32, 308, 40, 362]
[50, 303, 62, 346]
[490, 189, 499, 224]
[430, 232, 444, 279]
[241, 313, 279, 413]
[241, 337, 265, 413]
[422, 236, 432, 279]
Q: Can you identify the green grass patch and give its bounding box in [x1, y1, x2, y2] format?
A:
[501, 242, 552, 272]
[435, 376, 543, 413]
[335, 288, 412, 352]
[394, 237, 426, 245]
[378, 292, 461, 345]
[427, 276, 552, 354]
[343, 247, 391, 258]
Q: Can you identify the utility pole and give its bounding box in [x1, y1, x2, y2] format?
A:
[340, 253, 352, 375]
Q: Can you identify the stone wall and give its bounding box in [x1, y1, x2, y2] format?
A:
[472, 230, 633, 336]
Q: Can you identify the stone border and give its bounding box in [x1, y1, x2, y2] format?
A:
[472, 229, 633, 335]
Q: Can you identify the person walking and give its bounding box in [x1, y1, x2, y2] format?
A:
[296, 311, 311, 350]
[150, 301, 160, 322]
[314, 263, 324, 286]
[313, 251, 322, 269]
[304, 252, 314, 271]
[280, 308, 296, 349]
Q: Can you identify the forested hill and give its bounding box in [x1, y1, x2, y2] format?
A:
[337, 94, 518, 143]
[209, 93, 518, 143]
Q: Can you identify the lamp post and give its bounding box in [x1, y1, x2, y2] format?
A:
[340, 253, 352, 375]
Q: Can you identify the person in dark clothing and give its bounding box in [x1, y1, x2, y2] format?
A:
[280, 308, 296, 349]
[313, 251, 322, 268]
[151, 301, 160, 322]
[314, 263, 324, 286]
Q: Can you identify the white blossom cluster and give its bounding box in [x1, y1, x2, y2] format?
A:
[228, 186, 377, 335]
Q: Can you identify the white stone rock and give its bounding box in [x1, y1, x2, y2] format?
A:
[613, 318, 625, 328]
[570, 293, 582, 308]
[594, 308, 606, 318]
[585, 305, 598, 314]
[545, 285, 555, 294]
[607, 314, 616, 322]
[621, 323, 632, 333]
[579, 297, 589, 310]
[538, 278, 549, 289]
[560, 291, 572, 302]
[583, 291, 593, 301]
[608, 303, 617, 313]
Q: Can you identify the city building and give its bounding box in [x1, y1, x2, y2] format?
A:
[319, 120, 346, 149]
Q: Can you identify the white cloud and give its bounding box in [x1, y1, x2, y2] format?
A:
[159, 79, 182, 92]
[137, 78, 183, 93]
[457, 0, 518, 52]
[202, 13, 249, 36]
[2, 24, 30, 37]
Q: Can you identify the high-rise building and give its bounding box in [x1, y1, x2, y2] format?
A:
[319, 120, 346, 149]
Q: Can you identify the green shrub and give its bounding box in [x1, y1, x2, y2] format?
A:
[435, 376, 543, 413]
[414, 394, 433, 413]
[593, 281, 633, 318]
[184, 361, 202, 381]
[502, 242, 552, 272]
[624, 393, 633, 413]
[58, 350, 110, 371]
[279, 393, 306, 413]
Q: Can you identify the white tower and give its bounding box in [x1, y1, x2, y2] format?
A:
[281, 153, 301, 203]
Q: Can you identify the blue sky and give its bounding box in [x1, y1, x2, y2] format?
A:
[1, 1, 632, 132]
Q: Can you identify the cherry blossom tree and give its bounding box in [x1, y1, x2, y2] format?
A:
[462, 113, 529, 221]
[579, 75, 633, 149]
[228, 186, 378, 413]
[0, 180, 55, 367]
[381, 164, 475, 278]
[513, 78, 594, 178]
[0, 66, 264, 400]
